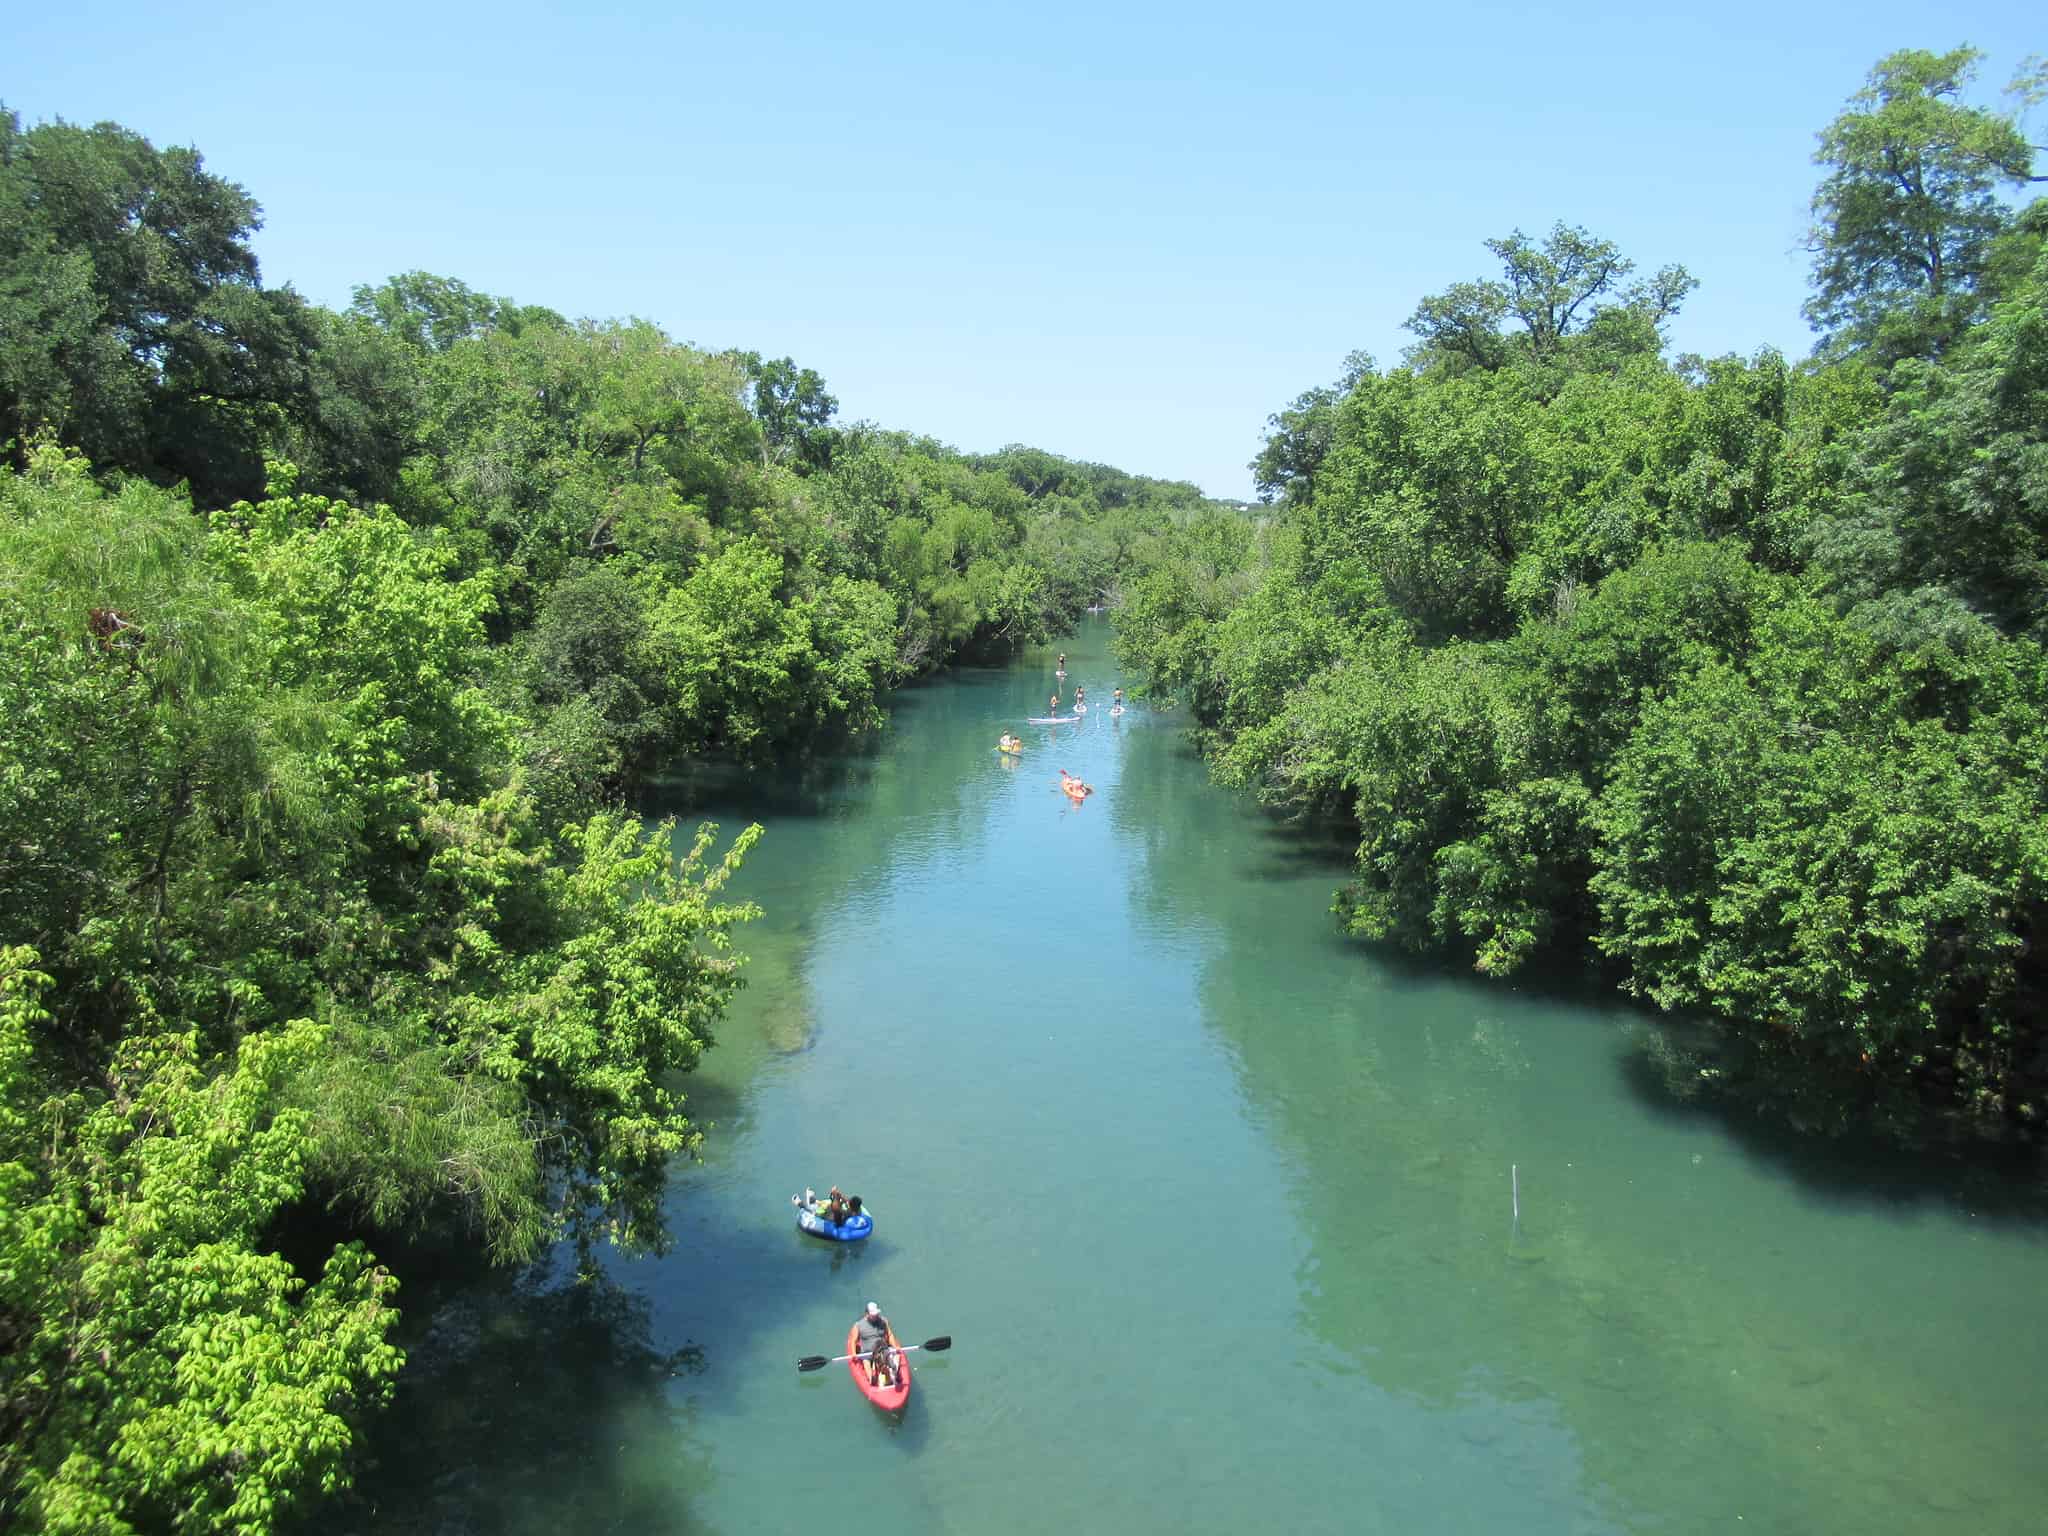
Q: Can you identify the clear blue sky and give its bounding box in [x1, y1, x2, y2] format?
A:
[9, 1, 2043, 499]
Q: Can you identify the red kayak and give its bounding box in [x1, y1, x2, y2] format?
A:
[846, 1323, 911, 1413]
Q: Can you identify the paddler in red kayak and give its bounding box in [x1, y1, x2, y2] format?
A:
[855, 1302, 899, 1387]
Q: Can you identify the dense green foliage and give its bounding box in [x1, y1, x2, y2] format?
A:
[0, 105, 1210, 1533]
[1118, 48, 2048, 1132]
[9, 43, 2041, 1528]
[0, 448, 764, 1531]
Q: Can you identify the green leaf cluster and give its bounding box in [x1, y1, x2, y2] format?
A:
[1, 953, 403, 1535]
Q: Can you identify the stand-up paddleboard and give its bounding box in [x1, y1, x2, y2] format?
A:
[1027, 715, 1083, 725]
[1110, 706, 1124, 716]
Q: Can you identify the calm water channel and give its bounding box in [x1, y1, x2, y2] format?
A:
[351, 619, 2048, 1535]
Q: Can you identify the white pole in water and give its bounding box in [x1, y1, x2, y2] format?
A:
[1511, 1164, 1521, 1237]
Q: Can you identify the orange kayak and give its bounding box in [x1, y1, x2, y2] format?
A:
[846, 1323, 910, 1413]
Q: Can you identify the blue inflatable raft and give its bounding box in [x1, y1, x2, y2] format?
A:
[794, 1200, 872, 1242]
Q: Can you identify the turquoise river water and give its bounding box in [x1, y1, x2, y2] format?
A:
[349, 620, 2048, 1535]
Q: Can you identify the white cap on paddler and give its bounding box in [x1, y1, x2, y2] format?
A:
[865, 1301, 881, 1316]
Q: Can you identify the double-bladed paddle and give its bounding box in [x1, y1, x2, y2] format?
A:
[796, 1335, 951, 1372]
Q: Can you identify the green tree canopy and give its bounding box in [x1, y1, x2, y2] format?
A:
[348, 270, 504, 353]
[1812, 234, 2048, 638]
[734, 351, 840, 473]
[0, 109, 318, 504]
[1804, 46, 2043, 361]
[1250, 351, 1375, 506]
[1403, 223, 1695, 386]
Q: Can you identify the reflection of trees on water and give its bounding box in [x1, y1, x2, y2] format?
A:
[313, 1259, 711, 1535]
[1105, 722, 2046, 1536]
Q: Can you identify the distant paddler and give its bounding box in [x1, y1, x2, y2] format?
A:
[1058, 768, 1093, 801]
[997, 732, 1022, 755]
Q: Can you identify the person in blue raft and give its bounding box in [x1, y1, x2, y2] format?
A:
[793, 1186, 871, 1239]
[804, 1186, 847, 1222]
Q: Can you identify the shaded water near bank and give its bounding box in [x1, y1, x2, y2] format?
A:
[346, 620, 2048, 1535]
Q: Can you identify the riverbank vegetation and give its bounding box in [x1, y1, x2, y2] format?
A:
[0, 102, 1210, 1531]
[1116, 46, 2048, 1135]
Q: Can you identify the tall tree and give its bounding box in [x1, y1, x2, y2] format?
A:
[584, 321, 753, 481]
[1251, 350, 1375, 506]
[1403, 224, 1694, 385]
[1804, 46, 2042, 361]
[0, 110, 319, 503]
[734, 352, 839, 473]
